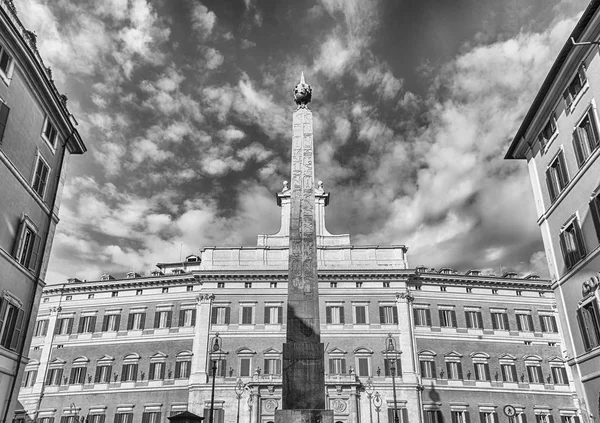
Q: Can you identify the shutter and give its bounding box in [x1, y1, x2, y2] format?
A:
[548, 415, 555, 423]
[359, 358, 369, 376]
[557, 152, 569, 189]
[380, 307, 385, 324]
[465, 311, 471, 328]
[517, 315, 523, 331]
[574, 417, 581, 423]
[528, 315, 534, 331]
[503, 314, 510, 331]
[573, 130, 585, 166]
[511, 365, 518, 382]
[127, 314, 134, 330]
[45, 369, 52, 385]
[431, 361, 436, 378]
[539, 315, 546, 332]
[522, 414, 527, 423]
[175, 361, 182, 378]
[546, 168, 557, 202]
[27, 232, 41, 271]
[477, 312, 483, 329]
[121, 365, 127, 381]
[465, 411, 471, 423]
[559, 232, 571, 269]
[79, 367, 86, 383]
[0, 101, 9, 143]
[12, 218, 26, 258]
[94, 367, 101, 383]
[413, 309, 418, 326]
[339, 307, 345, 324]
[563, 89, 573, 108]
[341, 359, 346, 374]
[452, 412, 458, 423]
[425, 309, 431, 326]
[67, 318, 74, 334]
[142, 412, 149, 423]
[326, 307, 332, 324]
[457, 362, 463, 379]
[160, 362, 165, 379]
[192, 309, 197, 326]
[179, 310, 185, 327]
[241, 358, 250, 377]
[388, 409, 394, 423]
[491, 313, 498, 330]
[264, 307, 270, 324]
[61, 417, 69, 423]
[10, 308, 24, 350]
[140, 313, 146, 330]
[575, 222, 587, 257]
[215, 409, 224, 423]
[439, 310, 444, 326]
[220, 359, 227, 377]
[211, 307, 217, 324]
[393, 306, 398, 324]
[149, 363, 156, 380]
[0, 299, 5, 335]
[480, 413, 485, 423]
[89, 316, 96, 333]
[102, 315, 109, 332]
[115, 315, 121, 331]
[132, 363, 138, 381]
[329, 359, 334, 373]
[69, 368, 76, 384]
[419, 361, 425, 376]
[56, 368, 63, 385]
[384, 359, 390, 376]
[225, 307, 230, 324]
[484, 363, 491, 381]
[78, 316, 85, 333]
[451, 310, 457, 327]
[402, 408, 409, 423]
[278, 307, 283, 324]
[494, 413, 499, 423]
[276, 359, 281, 374]
[154, 312, 160, 329]
[591, 196, 600, 243]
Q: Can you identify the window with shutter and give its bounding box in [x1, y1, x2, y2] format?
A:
[0, 300, 23, 350]
[559, 217, 586, 270]
[590, 192, 600, 243]
[240, 358, 251, 377]
[546, 151, 569, 202]
[355, 305, 367, 324]
[577, 299, 600, 351]
[42, 116, 58, 148]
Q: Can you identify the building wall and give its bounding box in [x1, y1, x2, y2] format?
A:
[17, 269, 581, 423]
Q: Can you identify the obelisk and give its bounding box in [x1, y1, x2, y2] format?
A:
[275, 74, 333, 423]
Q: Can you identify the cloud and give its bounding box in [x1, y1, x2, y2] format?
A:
[191, 2, 217, 39]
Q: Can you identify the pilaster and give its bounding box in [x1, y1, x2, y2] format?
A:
[188, 293, 214, 414]
[395, 291, 417, 384]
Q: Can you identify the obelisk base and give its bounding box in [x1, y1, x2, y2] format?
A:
[274, 409, 334, 423]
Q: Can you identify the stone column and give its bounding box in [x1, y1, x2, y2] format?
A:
[189, 293, 214, 414]
[348, 388, 359, 423]
[396, 291, 417, 384]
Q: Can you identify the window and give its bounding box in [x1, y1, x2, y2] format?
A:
[501, 363, 518, 382]
[42, 117, 58, 148]
[0, 45, 12, 79]
[22, 369, 38, 387]
[329, 358, 346, 374]
[187, 285, 193, 292]
[491, 311, 510, 330]
[560, 416, 581, 423]
[88, 415, 106, 423]
[65, 296, 72, 301]
[241, 306, 254, 324]
[211, 306, 230, 325]
[239, 357, 251, 377]
[264, 358, 281, 375]
[173, 351, 192, 379]
[94, 363, 112, 383]
[55, 317, 73, 335]
[326, 305, 345, 324]
[384, 358, 402, 377]
[114, 413, 133, 423]
[0, 297, 22, 351]
[357, 357, 370, 376]
[383, 281, 390, 288]
[32, 155, 50, 199]
[420, 360, 436, 378]
[264, 306, 282, 324]
[270, 282, 277, 288]
[439, 308, 457, 328]
[465, 310, 483, 329]
[451, 411, 469, 423]
[446, 361, 463, 380]
[480, 412, 498, 423]
[217, 282, 225, 288]
[88, 294, 95, 299]
[356, 281, 363, 288]
[149, 362, 165, 380]
[60, 416, 80, 423]
[35, 319, 49, 337]
[330, 282, 337, 288]
[354, 305, 367, 324]
[69, 366, 86, 384]
[540, 314, 558, 333]
[136, 289, 143, 295]
[516, 312, 534, 332]
[474, 362, 490, 381]
[573, 110, 600, 167]
[45, 367, 63, 385]
[546, 151, 569, 202]
[551, 365, 568, 384]
[14, 217, 41, 271]
[535, 415, 553, 423]
[577, 299, 600, 350]
[538, 114, 558, 149]
[78, 315, 96, 333]
[162, 287, 168, 294]
[178, 309, 196, 327]
[127, 312, 146, 330]
[560, 217, 586, 269]
[413, 307, 431, 326]
[590, 191, 600, 243]
[245, 282, 252, 288]
[387, 408, 409, 423]
[102, 314, 121, 332]
[153, 310, 172, 329]
[380, 305, 398, 324]
[527, 363, 543, 383]
[121, 363, 138, 382]
[564, 65, 587, 108]
[111, 291, 118, 297]
[211, 359, 227, 377]
[142, 412, 161, 423]
[425, 410, 442, 423]
[39, 419, 55, 423]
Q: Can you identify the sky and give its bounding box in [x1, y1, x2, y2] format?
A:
[18, 0, 590, 284]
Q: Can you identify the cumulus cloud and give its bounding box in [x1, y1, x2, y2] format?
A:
[191, 2, 217, 39]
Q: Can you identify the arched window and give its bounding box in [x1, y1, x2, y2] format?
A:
[46, 358, 66, 386]
[418, 350, 436, 379]
[175, 350, 193, 379]
[22, 360, 39, 388]
[121, 353, 140, 382]
[149, 352, 168, 381]
[95, 355, 114, 383]
[471, 352, 490, 381]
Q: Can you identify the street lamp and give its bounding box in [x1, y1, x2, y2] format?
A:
[365, 377, 375, 423]
[384, 334, 401, 423]
[373, 391, 382, 423]
[209, 333, 225, 423]
[235, 378, 245, 423]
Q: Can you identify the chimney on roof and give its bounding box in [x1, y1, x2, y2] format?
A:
[100, 274, 115, 281]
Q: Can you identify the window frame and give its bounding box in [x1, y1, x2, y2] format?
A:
[546, 149, 569, 202]
[13, 215, 41, 272]
[577, 297, 600, 351]
[41, 115, 58, 151]
[559, 214, 587, 270]
[0, 43, 14, 85]
[589, 189, 600, 244]
[563, 65, 588, 110]
[32, 152, 51, 200]
[572, 106, 600, 167]
[0, 295, 24, 351]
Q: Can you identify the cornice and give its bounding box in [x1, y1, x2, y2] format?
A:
[43, 275, 197, 294]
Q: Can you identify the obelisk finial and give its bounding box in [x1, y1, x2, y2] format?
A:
[293, 71, 312, 108]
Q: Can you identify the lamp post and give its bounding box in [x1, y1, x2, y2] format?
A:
[209, 333, 224, 423]
[373, 391, 382, 423]
[365, 377, 375, 423]
[384, 334, 400, 423]
[235, 378, 245, 423]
